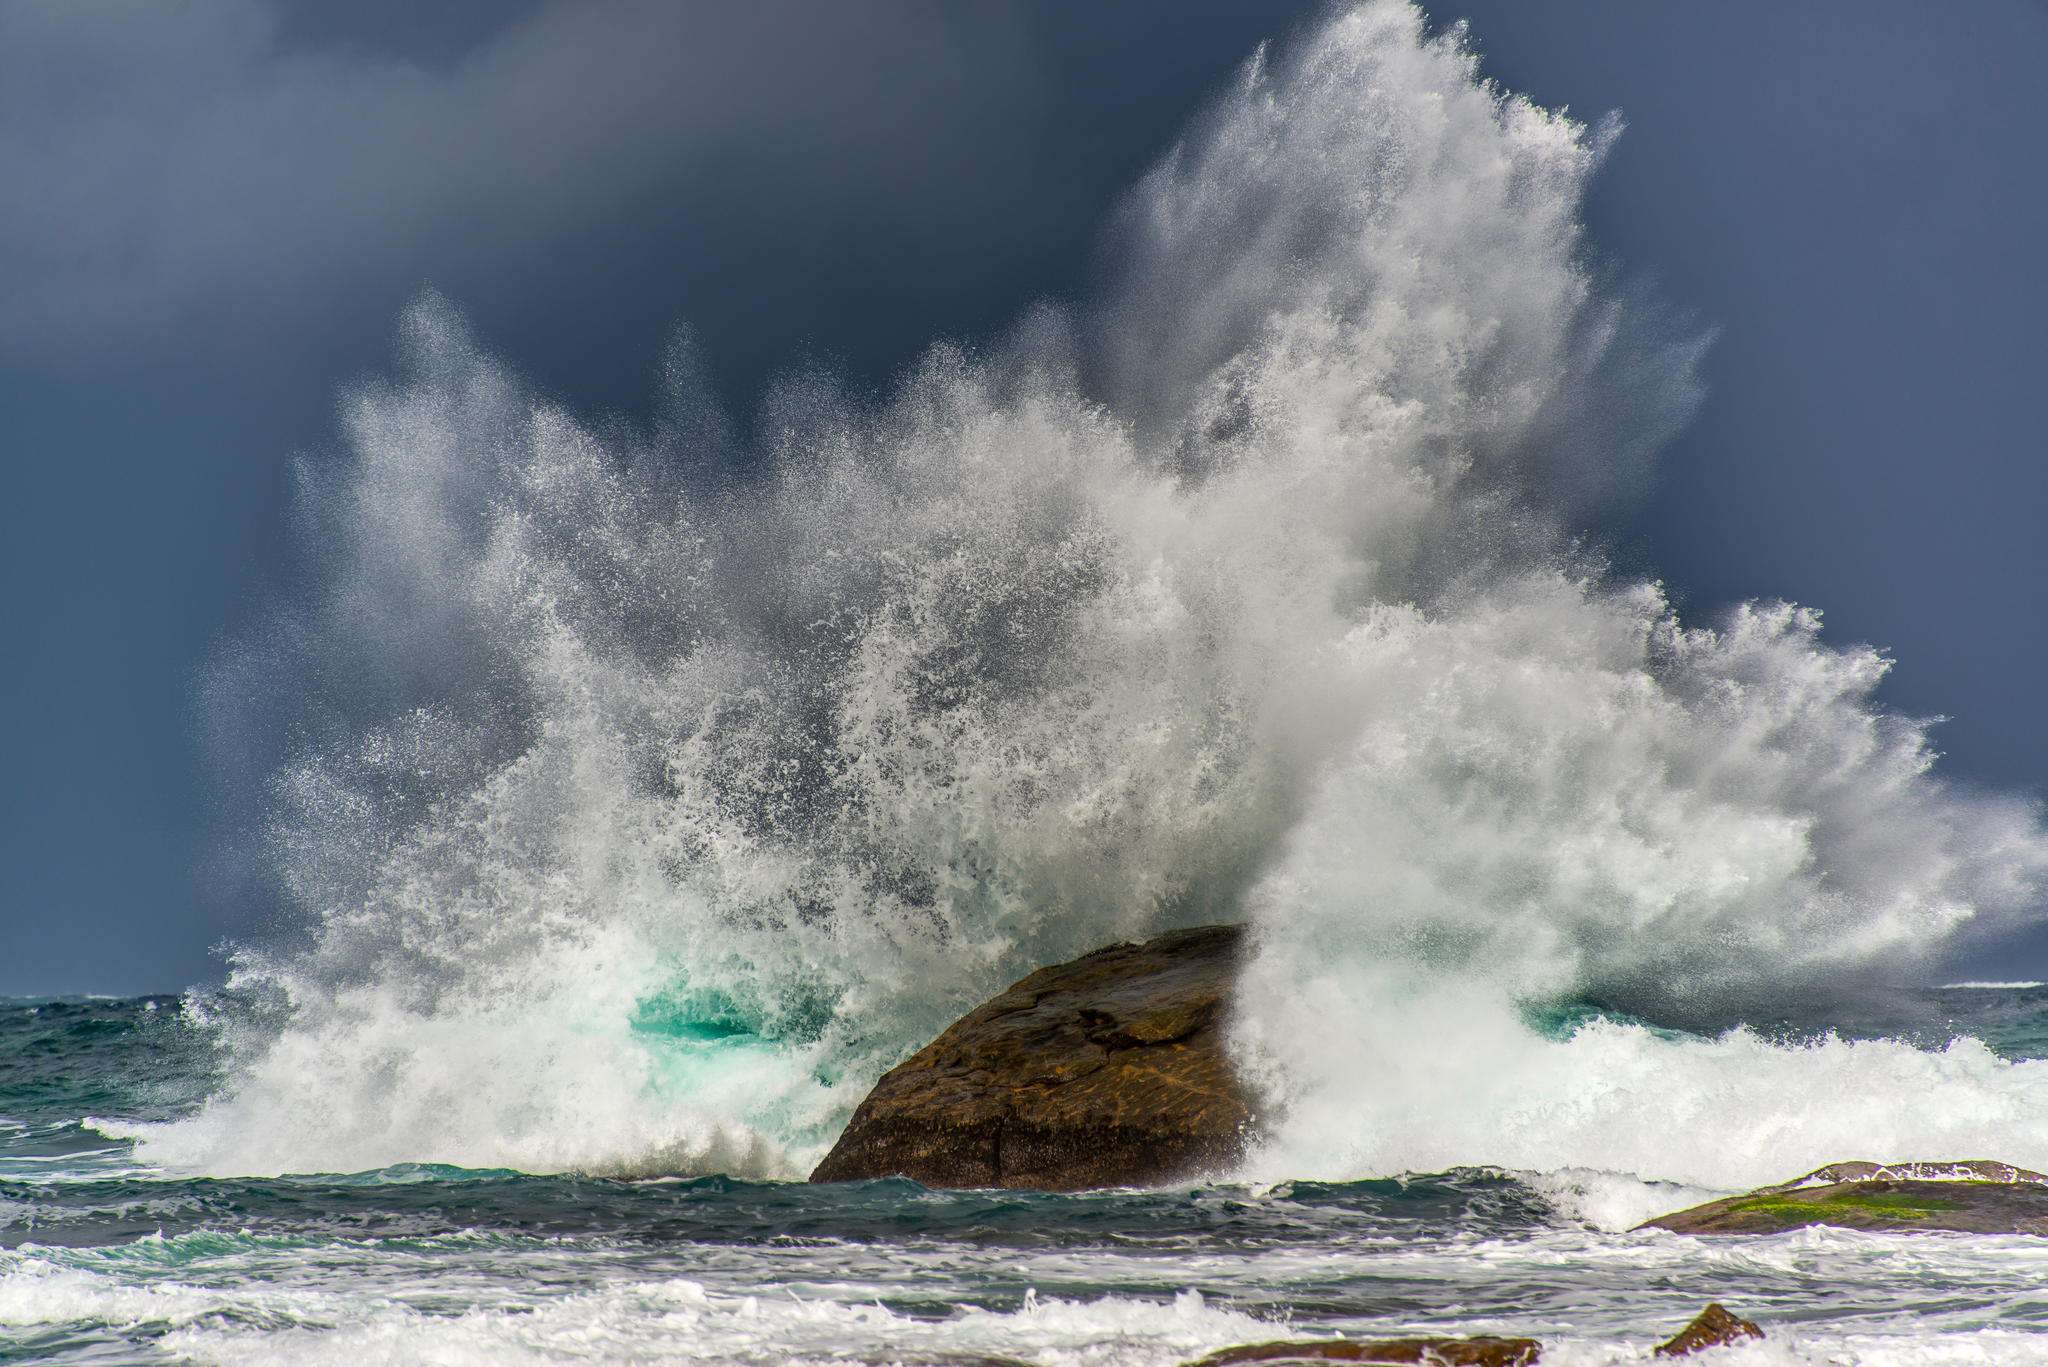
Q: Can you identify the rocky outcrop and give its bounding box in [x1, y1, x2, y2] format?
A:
[1183, 1337, 1540, 1366]
[1654, 1304, 1763, 1357]
[809, 925, 1253, 1190]
[1640, 1161, 2048, 1235]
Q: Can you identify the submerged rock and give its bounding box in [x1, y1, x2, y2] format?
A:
[1653, 1303, 1763, 1357]
[1183, 1337, 1541, 1366]
[809, 925, 1253, 1189]
[1640, 1160, 2048, 1235]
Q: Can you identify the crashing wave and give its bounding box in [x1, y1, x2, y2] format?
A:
[138, 0, 2047, 1184]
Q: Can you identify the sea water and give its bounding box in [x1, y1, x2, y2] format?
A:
[8, 990, 2048, 1363]
[10, 2, 2047, 1361]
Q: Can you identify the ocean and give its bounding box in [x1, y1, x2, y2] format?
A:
[8, 987, 2048, 1364]
[11, 1, 2048, 1361]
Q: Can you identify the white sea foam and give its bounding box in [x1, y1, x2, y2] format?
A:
[1526, 1168, 1727, 1234]
[0, 1262, 168, 1327]
[156, 1303, 2048, 1367]
[160, 1281, 1286, 1367]
[142, 0, 2047, 1187]
[1242, 1008, 2048, 1192]
[99, 1259, 2048, 1367]
[0, 1254, 260, 1330]
[13, 1218, 2048, 1364]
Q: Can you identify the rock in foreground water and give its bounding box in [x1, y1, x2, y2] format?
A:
[1654, 1303, 1763, 1356]
[809, 925, 1252, 1189]
[1641, 1161, 2048, 1235]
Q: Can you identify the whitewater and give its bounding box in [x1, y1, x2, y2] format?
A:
[8, 3, 2048, 1362]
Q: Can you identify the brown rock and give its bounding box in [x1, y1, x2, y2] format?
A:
[809, 925, 1253, 1189]
[1183, 1337, 1541, 1366]
[1653, 1303, 1763, 1357]
[1639, 1160, 2048, 1235]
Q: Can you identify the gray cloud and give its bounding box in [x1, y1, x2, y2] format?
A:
[0, 0, 1039, 366]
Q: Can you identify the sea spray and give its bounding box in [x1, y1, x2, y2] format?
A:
[138, 0, 2048, 1185]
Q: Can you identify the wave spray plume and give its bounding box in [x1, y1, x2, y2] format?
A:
[136, 1, 2048, 1190]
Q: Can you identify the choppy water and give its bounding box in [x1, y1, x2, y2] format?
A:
[22, 1, 2048, 1361]
[9, 990, 2048, 1365]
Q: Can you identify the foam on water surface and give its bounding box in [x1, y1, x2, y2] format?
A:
[11, 1, 2048, 1362]
[10, 1214, 2048, 1366]
[1940, 983, 2046, 992]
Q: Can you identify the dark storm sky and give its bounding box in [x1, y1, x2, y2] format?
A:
[3, 0, 2044, 993]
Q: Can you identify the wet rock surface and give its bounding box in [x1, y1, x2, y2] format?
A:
[809, 925, 1252, 1190]
[1653, 1303, 1763, 1357]
[1641, 1160, 2048, 1235]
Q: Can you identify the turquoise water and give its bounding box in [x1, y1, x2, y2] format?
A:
[9, 991, 2048, 1365]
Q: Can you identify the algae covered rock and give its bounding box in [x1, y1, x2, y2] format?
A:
[810, 925, 1253, 1190]
[1641, 1160, 2048, 1235]
[1183, 1337, 1541, 1366]
[1653, 1303, 1763, 1356]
